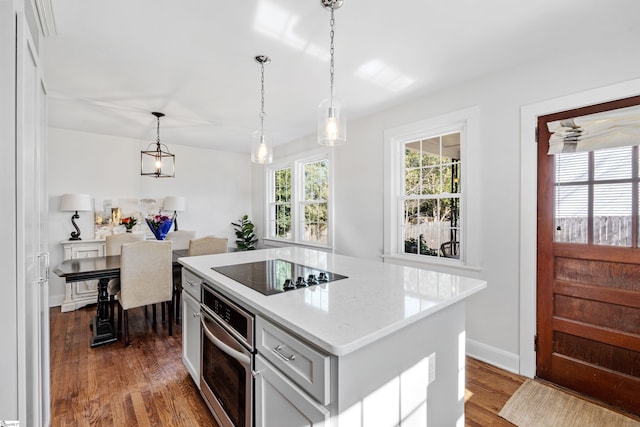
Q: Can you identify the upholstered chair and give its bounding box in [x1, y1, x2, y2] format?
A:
[165, 230, 196, 323]
[166, 230, 196, 250]
[188, 236, 228, 256]
[116, 241, 173, 346]
[105, 233, 145, 324]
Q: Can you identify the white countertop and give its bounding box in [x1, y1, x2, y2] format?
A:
[178, 247, 486, 356]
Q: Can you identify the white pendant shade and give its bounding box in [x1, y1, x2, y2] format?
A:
[318, 96, 346, 146]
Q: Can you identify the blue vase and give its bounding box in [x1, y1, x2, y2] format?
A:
[146, 218, 174, 240]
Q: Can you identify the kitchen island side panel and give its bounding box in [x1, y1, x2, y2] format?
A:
[333, 301, 465, 426]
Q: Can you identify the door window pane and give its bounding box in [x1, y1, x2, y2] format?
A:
[594, 146, 632, 180]
[593, 183, 632, 246]
[556, 152, 588, 182]
[554, 146, 637, 246]
[555, 185, 588, 244]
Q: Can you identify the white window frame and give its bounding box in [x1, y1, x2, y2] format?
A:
[383, 106, 481, 271]
[265, 149, 334, 249]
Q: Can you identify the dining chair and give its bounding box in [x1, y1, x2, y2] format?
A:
[188, 236, 228, 256]
[105, 233, 145, 325]
[166, 230, 196, 324]
[116, 240, 173, 346]
[171, 236, 228, 323]
[166, 230, 196, 250]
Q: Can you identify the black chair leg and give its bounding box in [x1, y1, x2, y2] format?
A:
[174, 290, 181, 325]
[152, 304, 157, 324]
[168, 301, 173, 336]
[109, 295, 115, 327]
[117, 304, 122, 337]
[124, 310, 130, 346]
[161, 302, 166, 323]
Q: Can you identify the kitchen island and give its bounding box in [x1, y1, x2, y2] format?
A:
[179, 247, 486, 426]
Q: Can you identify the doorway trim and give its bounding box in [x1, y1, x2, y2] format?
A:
[519, 77, 640, 378]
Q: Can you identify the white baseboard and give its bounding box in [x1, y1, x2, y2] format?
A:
[466, 338, 524, 376]
[48, 294, 64, 308]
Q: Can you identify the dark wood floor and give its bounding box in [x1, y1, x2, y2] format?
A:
[50, 305, 525, 426]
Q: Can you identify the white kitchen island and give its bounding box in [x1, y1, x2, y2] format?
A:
[179, 247, 486, 427]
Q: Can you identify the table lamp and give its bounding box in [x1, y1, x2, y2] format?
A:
[164, 196, 185, 231]
[60, 193, 92, 240]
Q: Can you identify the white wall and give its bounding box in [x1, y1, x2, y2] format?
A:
[251, 46, 640, 373]
[48, 127, 252, 306]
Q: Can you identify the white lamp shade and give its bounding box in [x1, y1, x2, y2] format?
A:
[60, 194, 92, 212]
[164, 196, 186, 212]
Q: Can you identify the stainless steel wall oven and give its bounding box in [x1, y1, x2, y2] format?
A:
[200, 283, 254, 427]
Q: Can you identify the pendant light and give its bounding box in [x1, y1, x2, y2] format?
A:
[318, 0, 346, 146]
[251, 55, 273, 164]
[141, 112, 175, 178]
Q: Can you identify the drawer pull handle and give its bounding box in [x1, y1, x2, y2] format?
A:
[273, 345, 296, 362]
[193, 312, 201, 318]
[186, 280, 196, 286]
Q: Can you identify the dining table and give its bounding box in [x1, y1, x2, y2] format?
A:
[53, 249, 188, 347]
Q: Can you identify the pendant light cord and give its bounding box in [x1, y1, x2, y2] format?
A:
[260, 61, 266, 135]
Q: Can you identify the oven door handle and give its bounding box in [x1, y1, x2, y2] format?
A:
[201, 316, 251, 367]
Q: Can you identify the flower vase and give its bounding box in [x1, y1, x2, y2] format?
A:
[145, 217, 174, 240]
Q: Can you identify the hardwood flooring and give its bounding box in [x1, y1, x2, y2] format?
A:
[50, 306, 525, 426]
[49, 305, 218, 426]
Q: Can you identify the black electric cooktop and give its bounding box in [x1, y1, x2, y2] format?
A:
[211, 259, 348, 295]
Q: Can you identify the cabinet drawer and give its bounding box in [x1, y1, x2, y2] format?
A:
[182, 269, 202, 301]
[256, 317, 331, 405]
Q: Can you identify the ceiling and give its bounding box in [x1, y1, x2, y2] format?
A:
[44, 0, 640, 154]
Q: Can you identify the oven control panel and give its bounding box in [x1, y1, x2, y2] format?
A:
[202, 283, 254, 350]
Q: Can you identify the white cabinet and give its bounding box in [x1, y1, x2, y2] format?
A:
[60, 239, 106, 312]
[255, 316, 332, 427]
[256, 316, 331, 405]
[181, 290, 200, 385]
[254, 355, 330, 427]
[181, 268, 202, 386]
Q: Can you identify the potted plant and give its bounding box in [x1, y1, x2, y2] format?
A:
[232, 214, 258, 251]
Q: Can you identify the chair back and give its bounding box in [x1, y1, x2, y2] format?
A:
[166, 230, 196, 250]
[105, 233, 145, 256]
[188, 236, 228, 256]
[119, 241, 173, 310]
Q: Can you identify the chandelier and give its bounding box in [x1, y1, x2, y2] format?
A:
[141, 112, 175, 178]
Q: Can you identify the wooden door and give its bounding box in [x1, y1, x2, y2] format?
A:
[537, 96, 640, 415]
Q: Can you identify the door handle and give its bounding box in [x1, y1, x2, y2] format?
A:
[200, 316, 251, 367]
[37, 252, 49, 284]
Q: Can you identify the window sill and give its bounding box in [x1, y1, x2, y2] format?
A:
[262, 238, 333, 252]
[382, 253, 483, 276]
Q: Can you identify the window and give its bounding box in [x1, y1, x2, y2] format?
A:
[267, 152, 332, 248]
[403, 133, 461, 258]
[384, 106, 479, 267]
[301, 159, 329, 244]
[273, 167, 291, 239]
[554, 145, 638, 246]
